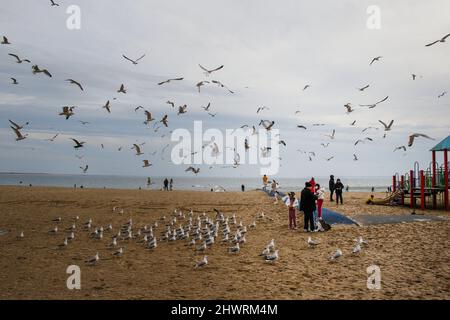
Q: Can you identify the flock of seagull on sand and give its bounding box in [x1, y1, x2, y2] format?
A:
[3, 28, 448, 174]
[13, 205, 371, 268]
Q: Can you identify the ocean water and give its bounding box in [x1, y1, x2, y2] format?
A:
[0, 173, 391, 192]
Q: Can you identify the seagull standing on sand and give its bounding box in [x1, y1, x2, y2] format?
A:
[307, 236, 318, 247]
[228, 243, 240, 253]
[352, 243, 361, 255]
[85, 252, 99, 265]
[194, 255, 208, 268]
[264, 250, 279, 262]
[329, 249, 342, 261]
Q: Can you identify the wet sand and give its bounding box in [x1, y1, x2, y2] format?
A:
[0, 186, 448, 299]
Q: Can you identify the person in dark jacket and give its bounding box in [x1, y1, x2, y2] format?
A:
[300, 182, 318, 232]
[329, 175, 335, 201]
[335, 178, 344, 205]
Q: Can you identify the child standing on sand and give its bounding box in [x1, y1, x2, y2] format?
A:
[282, 192, 299, 230]
[315, 184, 325, 220]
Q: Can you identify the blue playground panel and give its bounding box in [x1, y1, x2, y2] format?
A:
[263, 189, 356, 225]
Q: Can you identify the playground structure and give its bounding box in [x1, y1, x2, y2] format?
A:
[392, 135, 450, 211]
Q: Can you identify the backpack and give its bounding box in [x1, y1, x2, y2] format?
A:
[319, 219, 331, 231]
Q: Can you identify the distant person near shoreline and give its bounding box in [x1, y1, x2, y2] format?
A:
[262, 174, 269, 191]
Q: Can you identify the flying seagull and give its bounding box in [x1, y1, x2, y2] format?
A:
[9, 119, 29, 130]
[32, 65, 52, 77]
[359, 96, 389, 108]
[259, 120, 275, 131]
[344, 103, 354, 113]
[11, 126, 27, 141]
[166, 101, 175, 108]
[142, 160, 152, 168]
[199, 64, 224, 76]
[10, 78, 18, 85]
[144, 111, 154, 124]
[8, 53, 30, 64]
[326, 156, 334, 161]
[378, 120, 394, 131]
[132, 144, 144, 156]
[70, 138, 85, 149]
[211, 80, 234, 94]
[66, 79, 84, 91]
[80, 165, 88, 174]
[369, 56, 382, 65]
[160, 115, 168, 127]
[1, 36, 10, 44]
[196, 81, 209, 93]
[303, 85, 310, 91]
[297, 125, 307, 130]
[102, 100, 111, 113]
[158, 77, 184, 85]
[202, 102, 211, 111]
[357, 84, 369, 91]
[350, 120, 356, 126]
[59, 106, 75, 119]
[353, 154, 358, 161]
[394, 146, 407, 152]
[324, 129, 335, 140]
[50, 0, 59, 6]
[408, 133, 435, 147]
[117, 84, 126, 94]
[257, 106, 269, 114]
[46, 133, 59, 142]
[177, 105, 187, 115]
[79, 121, 90, 125]
[122, 54, 146, 65]
[425, 33, 450, 47]
[438, 91, 447, 98]
[185, 166, 200, 175]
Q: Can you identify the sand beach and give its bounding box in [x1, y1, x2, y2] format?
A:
[0, 186, 448, 300]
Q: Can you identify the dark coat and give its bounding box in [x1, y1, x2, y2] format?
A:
[300, 188, 317, 213]
[329, 178, 335, 191]
[335, 181, 344, 193]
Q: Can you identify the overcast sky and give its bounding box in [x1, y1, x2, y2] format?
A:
[0, 0, 449, 178]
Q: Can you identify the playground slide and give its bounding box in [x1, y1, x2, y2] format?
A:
[370, 190, 404, 205]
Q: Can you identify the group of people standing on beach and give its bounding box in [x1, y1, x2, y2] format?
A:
[262, 174, 346, 232]
[163, 178, 173, 191]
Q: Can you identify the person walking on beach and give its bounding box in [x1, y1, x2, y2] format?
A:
[282, 192, 299, 230]
[262, 174, 269, 191]
[169, 178, 173, 191]
[315, 184, 325, 220]
[335, 178, 344, 205]
[300, 182, 318, 232]
[329, 175, 335, 201]
[163, 178, 169, 191]
[241, 184, 245, 192]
